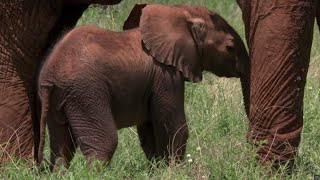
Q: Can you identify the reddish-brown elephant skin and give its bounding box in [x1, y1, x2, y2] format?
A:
[0, 0, 123, 163]
[236, 0, 317, 168]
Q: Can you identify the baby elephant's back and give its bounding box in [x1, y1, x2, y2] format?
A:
[40, 25, 150, 86]
[39, 26, 116, 86]
[40, 25, 153, 89]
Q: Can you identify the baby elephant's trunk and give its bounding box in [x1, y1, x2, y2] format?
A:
[235, 34, 250, 117]
[37, 85, 52, 166]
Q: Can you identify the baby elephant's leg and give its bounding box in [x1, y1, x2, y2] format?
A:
[150, 82, 189, 164]
[137, 121, 157, 161]
[151, 110, 189, 164]
[48, 111, 76, 171]
[65, 92, 118, 167]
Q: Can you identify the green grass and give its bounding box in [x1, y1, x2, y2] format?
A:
[1, 1, 320, 179]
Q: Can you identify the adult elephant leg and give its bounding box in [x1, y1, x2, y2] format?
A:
[0, 2, 60, 161]
[0, 49, 45, 161]
[0, 76, 35, 161]
[43, 4, 89, 46]
[237, 0, 316, 167]
[0, 2, 88, 162]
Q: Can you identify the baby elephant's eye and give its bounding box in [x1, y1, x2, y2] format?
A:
[226, 44, 235, 53]
[224, 39, 235, 54]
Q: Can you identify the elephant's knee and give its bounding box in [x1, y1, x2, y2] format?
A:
[86, 134, 118, 162]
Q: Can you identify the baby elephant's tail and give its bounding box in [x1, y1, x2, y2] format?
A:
[37, 85, 53, 166]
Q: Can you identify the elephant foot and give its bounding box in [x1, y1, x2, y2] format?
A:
[247, 124, 302, 172]
[86, 157, 108, 172]
[51, 157, 70, 173]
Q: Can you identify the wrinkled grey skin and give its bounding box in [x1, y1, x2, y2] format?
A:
[0, 0, 123, 163]
[37, 4, 249, 170]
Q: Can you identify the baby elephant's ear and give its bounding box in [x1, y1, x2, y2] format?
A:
[123, 4, 147, 30]
[186, 18, 207, 57]
[138, 4, 207, 83]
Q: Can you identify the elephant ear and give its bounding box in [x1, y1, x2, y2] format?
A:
[124, 4, 207, 82]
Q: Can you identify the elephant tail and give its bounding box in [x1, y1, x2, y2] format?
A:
[37, 85, 53, 166]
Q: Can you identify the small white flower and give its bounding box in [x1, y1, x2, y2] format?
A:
[196, 146, 201, 151]
[201, 175, 207, 179]
[186, 154, 191, 158]
[188, 158, 193, 163]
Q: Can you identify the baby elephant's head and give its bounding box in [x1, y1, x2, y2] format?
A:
[124, 4, 249, 82]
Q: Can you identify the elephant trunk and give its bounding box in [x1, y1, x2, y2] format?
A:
[236, 36, 250, 118]
[240, 67, 250, 118]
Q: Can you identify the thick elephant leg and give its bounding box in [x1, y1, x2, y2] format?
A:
[0, 2, 88, 163]
[0, 1, 62, 162]
[237, 0, 316, 168]
[0, 84, 34, 162]
[137, 121, 157, 161]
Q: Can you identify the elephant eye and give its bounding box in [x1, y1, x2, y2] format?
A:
[226, 44, 235, 53]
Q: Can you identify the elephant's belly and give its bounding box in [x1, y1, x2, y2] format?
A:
[113, 106, 148, 129]
[109, 82, 151, 129]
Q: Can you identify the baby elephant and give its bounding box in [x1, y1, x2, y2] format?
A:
[37, 3, 249, 170]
